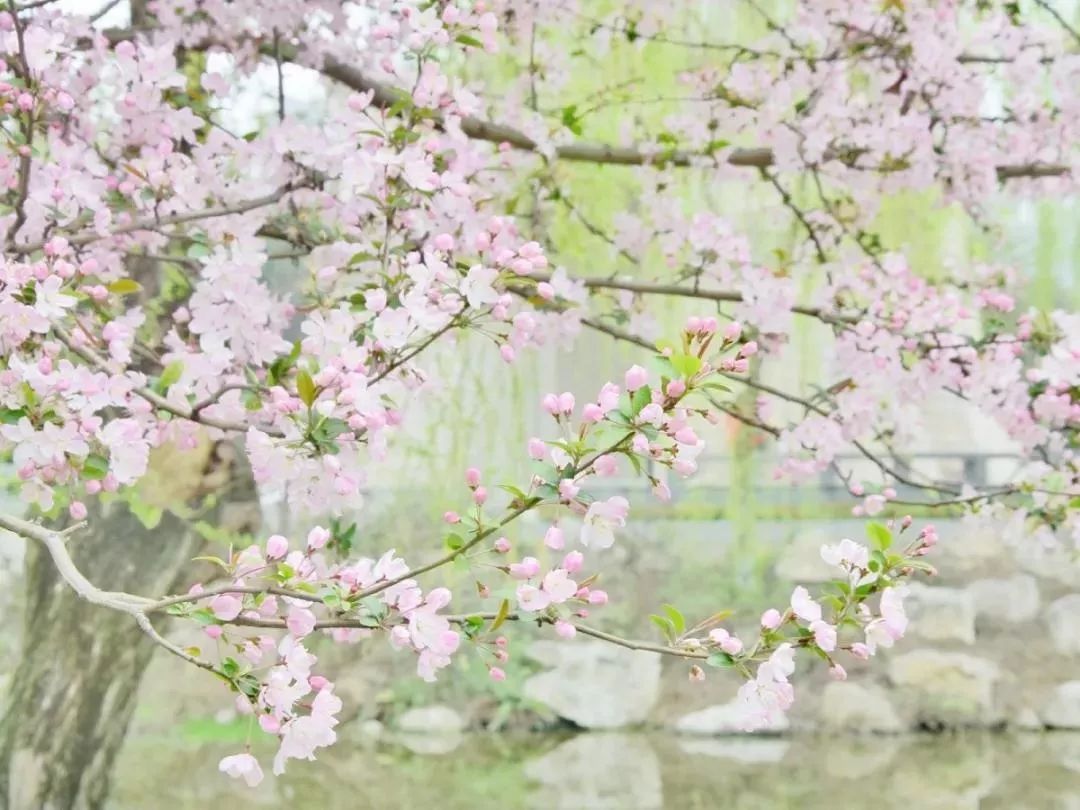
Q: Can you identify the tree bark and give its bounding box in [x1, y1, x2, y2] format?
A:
[0, 440, 258, 810]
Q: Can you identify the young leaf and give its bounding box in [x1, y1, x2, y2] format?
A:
[489, 599, 511, 633]
[158, 360, 184, 390]
[649, 614, 675, 642]
[630, 385, 652, 417]
[296, 369, 317, 407]
[107, 279, 142, 295]
[669, 353, 702, 378]
[82, 454, 109, 480]
[866, 521, 892, 550]
[662, 603, 686, 636]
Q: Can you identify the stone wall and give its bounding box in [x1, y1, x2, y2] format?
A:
[512, 515, 1080, 735]
[2, 511, 1078, 740]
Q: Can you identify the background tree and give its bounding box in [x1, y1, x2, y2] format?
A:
[0, 1, 1077, 806]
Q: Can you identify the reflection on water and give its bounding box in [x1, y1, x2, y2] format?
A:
[109, 730, 1080, 809]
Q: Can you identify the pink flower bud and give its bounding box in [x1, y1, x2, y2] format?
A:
[210, 594, 242, 621]
[537, 282, 555, 300]
[850, 642, 871, 660]
[494, 536, 511, 553]
[259, 713, 281, 734]
[587, 590, 608, 605]
[465, 467, 482, 487]
[562, 550, 584, 573]
[266, 534, 289, 559]
[433, 233, 455, 251]
[760, 608, 782, 630]
[472, 486, 488, 505]
[544, 526, 564, 550]
[527, 437, 546, 460]
[443, 511, 461, 524]
[723, 321, 743, 341]
[306, 526, 331, 550]
[674, 427, 698, 445]
[541, 393, 560, 415]
[665, 379, 686, 397]
[624, 364, 648, 391]
[582, 402, 604, 422]
[686, 316, 702, 333]
[554, 620, 577, 639]
[509, 557, 541, 579]
[204, 625, 223, 639]
[558, 392, 575, 414]
[309, 675, 329, 690]
[69, 501, 87, 520]
[499, 344, 516, 363]
[489, 666, 507, 682]
[829, 664, 847, 681]
[739, 341, 759, 358]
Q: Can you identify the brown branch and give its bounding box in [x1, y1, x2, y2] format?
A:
[96, 27, 1068, 182]
[10, 182, 303, 255]
[537, 273, 844, 322]
[51, 325, 285, 437]
[5, 0, 34, 247]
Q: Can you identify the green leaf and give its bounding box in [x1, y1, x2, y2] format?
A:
[455, 33, 484, 48]
[706, 652, 736, 668]
[669, 353, 702, 378]
[242, 389, 262, 411]
[82, 453, 109, 480]
[158, 360, 183, 391]
[191, 555, 230, 570]
[629, 385, 652, 417]
[129, 499, 163, 530]
[296, 369, 317, 407]
[662, 603, 686, 636]
[0, 407, 26, 425]
[107, 279, 142, 295]
[489, 599, 511, 633]
[866, 521, 892, 551]
[188, 607, 217, 626]
[649, 614, 675, 642]
[444, 533, 465, 551]
[701, 382, 733, 393]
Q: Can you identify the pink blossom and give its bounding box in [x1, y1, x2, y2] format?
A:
[790, 586, 822, 623]
[307, 526, 331, 550]
[287, 607, 317, 638]
[516, 583, 551, 612]
[219, 753, 264, 787]
[544, 525, 564, 550]
[810, 620, 837, 652]
[266, 535, 289, 560]
[624, 365, 648, 391]
[580, 496, 629, 549]
[210, 594, 243, 622]
[554, 620, 577, 639]
[761, 609, 782, 630]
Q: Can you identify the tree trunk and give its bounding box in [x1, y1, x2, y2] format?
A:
[0, 440, 259, 810]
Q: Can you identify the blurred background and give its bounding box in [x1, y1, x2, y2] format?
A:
[2, 1, 1080, 808]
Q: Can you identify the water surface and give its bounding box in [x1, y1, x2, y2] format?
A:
[109, 729, 1080, 809]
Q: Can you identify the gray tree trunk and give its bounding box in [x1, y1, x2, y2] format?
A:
[0, 441, 258, 810]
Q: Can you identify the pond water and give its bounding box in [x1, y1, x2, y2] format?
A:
[109, 729, 1080, 809]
